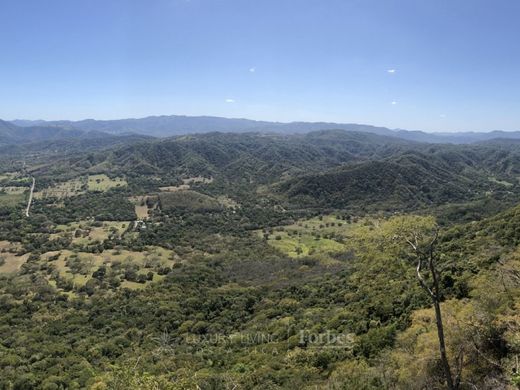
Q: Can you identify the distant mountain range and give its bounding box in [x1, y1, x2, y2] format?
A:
[0, 119, 151, 151]
[6, 115, 520, 144]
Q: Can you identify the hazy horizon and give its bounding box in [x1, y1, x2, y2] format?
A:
[7, 113, 520, 135]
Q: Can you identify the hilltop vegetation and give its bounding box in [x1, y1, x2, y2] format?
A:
[0, 129, 519, 389]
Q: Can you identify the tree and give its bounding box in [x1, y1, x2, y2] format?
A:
[389, 216, 459, 390]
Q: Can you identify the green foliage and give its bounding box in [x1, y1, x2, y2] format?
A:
[2, 131, 520, 389]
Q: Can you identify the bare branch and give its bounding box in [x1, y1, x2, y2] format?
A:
[416, 256, 436, 299]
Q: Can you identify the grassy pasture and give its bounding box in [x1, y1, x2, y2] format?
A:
[182, 176, 213, 185]
[87, 174, 127, 191]
[216, 195, 240, 209]
[52, 221, 129, 245]
[129, 196, 158, 219]
[0, 192, 25, 207]
[34, 178, 85, 199]
[0, 184, 28, 206]
[488, 176, 514, 187]
[0, 172, 24, 184]
[159, 190, 222, 212]
[159, 184, 190, 192]
[0, 241, 29, 274]
[159, 176, 213, 192]
[35, 174, 126, 200]
[0, 173, 15, 182]
[260, 214, 363, 262]
[0, 186, 26, 194]
[41, 246, 175, 288]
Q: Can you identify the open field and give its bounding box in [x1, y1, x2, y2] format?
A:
[41, 246, 176, 289]
[35, 174, 126, 200]
[0, 173, 16, 182]
[0, 241, 19, 251]
[0, 186, 26, 194]
[488, 176, 514, 187]
[182, 176, 213, 185]
[0, 192, 25, 207]
[87, 174, 127, 191]
[159, 184, 190, 192]
[260, 214, 364, 262]
[52, 221, 130, 245]
[216, 195, 240, 209]
[0, 186, 27, 207]
[0, 242, 29, 274]
[129, 195, 158, 219]
[34, 177, 85, 199]
[159, 190, 222, 212]
[0, 172, 24, 183]
[0, 254, 29, 274]
[159, 176, 213, 192]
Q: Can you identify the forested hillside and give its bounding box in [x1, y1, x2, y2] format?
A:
[0, 130, 519, 389]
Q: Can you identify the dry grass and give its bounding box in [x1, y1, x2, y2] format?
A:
[159, 176, 213, 192]
[0, 192, 25, 207]
[87, 174, 127, 191]
[129, 196, 158, 219]
[51, 221, 129, 245]
[159, 184, 190, 192]
[0, 186, 27, 194]
[41, 246, 175, 287]
[35, 174, 126, 200]
[182, 176, 213, 185]
[0, 241, 27, 274]
[34, 178, 85, 199]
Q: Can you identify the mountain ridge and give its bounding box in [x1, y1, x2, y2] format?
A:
[11, 115, 520, 144]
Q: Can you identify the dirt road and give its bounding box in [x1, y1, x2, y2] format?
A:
[25, 177, 35, 217]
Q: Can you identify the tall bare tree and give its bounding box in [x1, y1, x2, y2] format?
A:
[399, 226, 459, 390]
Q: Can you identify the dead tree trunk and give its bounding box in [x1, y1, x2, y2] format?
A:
[406, 231, 458, 390]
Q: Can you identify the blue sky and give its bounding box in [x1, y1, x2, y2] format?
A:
[1, 0, 520, 132]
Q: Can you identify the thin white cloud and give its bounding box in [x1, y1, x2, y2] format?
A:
[387, 69, 397, 74]
[391, 101, 398, 105]
[225, 99, 235, 103]
[249, 67, 256, 73]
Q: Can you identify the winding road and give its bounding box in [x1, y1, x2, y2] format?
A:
[25, 177, 35, 217]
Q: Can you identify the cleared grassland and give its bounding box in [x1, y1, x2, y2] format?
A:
[159, 190, 222, 212]
[0, 192, 25, 207]
[0, 172, 20, 183]
[41, 246, 176, 288]
[0, 185, 27, 206]
[182, 176, 213, 185]
[488, 176, 514, 187]
[260, 214, 363, 263]
[159, 184, 190, 192]
[0, 241, 29, 274]
[34, 178, 85, 199]
[87, 174, 127, 191]
[0, 254, 29, 274]
[35, 174, 126, 200]
[129, 196, 158, 220]
[159, 176, 213, 192]
[267, 232, 345, 258]
[51, 221, 130, 245]
[0, 186, 26, 194]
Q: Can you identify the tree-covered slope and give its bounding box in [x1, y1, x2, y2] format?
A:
[64, 130, 416, 181]
[278, 145, 520, 210]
